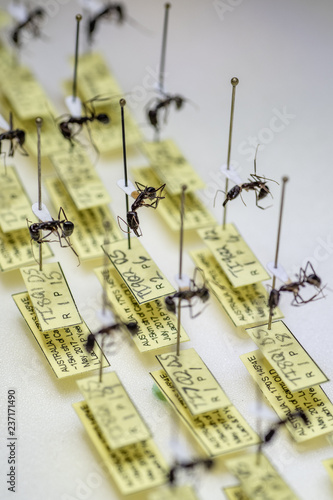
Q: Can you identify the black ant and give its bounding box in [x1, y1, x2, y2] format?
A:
[27, 207, 80, 265]
[0, 112, 28, 168]
[117, 182, 165, 237]
[264, 410, 309, 444]
[168, 458, 214, 485]
[146, 93, 187, 131]
[165, 268, 210, 319]
[215, 146, 278, 210]
[86, 320, 139, 353]
[268, 261, 325, 317]
[10, 7, 46, 48]
[87, 3, 124, 44]
[58, 96, 110, 153]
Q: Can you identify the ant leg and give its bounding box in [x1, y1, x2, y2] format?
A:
[255, 190, 271, 210]
[213, 189, 225, 207]
[117, 216, 131, 234]
[58, 206, 68, 221]
[239, 190, 247, 207]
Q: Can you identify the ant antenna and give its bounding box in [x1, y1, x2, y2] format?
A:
[254, 144, 260, 176]
[222, 77, 239, 229]
[159, 3, 171, 95]
[268, 176, 289, 329]
[73, 14, 82, 101]
[176, 184, 187, 356]
[120, 98, 131, 250]
[36, 117, 43, 271]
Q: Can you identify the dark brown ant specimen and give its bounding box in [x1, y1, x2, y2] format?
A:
[27, 207, 80, 265]
[268, 261, 325, 317]
[86, 320, 139, 353]
[117, 182, 165, 237]
[0, 112, 28, 167]
[168, 458, 214, 485]
[87, 3, 124, 44]
[215, 147, 278, 210]
[264, 410, 309, 444]
[147, 93, 186, 131]
[10, 7, 46, 48]
[58, 96, 110, 152]
[165, 268, 210, 319]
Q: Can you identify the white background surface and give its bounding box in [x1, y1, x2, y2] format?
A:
[0, 1, 333, 499]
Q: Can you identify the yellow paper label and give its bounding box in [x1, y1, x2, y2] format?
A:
[103, 238, 175, 304]
[148, 485, 199, 500]
[323, 458, 333, 482]
[140, 140, 205, 195]
[150, 370, 259, 457]
[0, 45, 18, 84]
[16, 115, 69, 158]
[131, 167, 216, 230]
[0, 166, 34, 232]
[246, 321, 328, 391]
[20, 262, 82, 331]
[3, 66, 51, 120]
[197, 224, 270, 287]
[77, 372, 151, 449]
[156, 348, 230, 415]
[190, 248, 283, 327]
[45, 177, 122, 260]
[223, 485, 249, 500]
[94, 266, 189, 352]
[50, 148, 111, 210]
[13, 291, 109, 378]
[226, 453, 299, 500]
[241, 350, 333, 442]
[73, 401, 168, 495]
[0, 227, 52, 272]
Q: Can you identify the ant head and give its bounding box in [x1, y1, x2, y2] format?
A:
[307, 273, 321, 288]
[86, 333, 96, 353]
[146, 186, 157, 199]
[258, 186, 269, 200]
[62, 221, 74, 237]
[97, 113, 110, 124]
[199, 287, 210, 303]
[148, 109, 158, 128]
[165, 296, 176, 314]
[174, 96, 184, 109]
[16, 130, 25, 145]
[29, 225, 40, 241]
[126, 321, 139, 334]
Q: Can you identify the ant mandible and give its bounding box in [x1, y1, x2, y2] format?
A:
[87, 3, 124, 44]
[268, 261, 325, 317]
[215, 146, 278, 210]
[146, 93, 187, 131]
[10, 7, 46, 48]
[117, 182, 166, 237]
[58, 96, 110, 153]
[0, 112, 28, 168]
[165, 267, 210, 319]
[27, 207, 80, 265]
[85, 320, 139, 354]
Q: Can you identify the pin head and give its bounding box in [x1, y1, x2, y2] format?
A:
[282, 176, 289, 183]
[231, 77, 239, 86]
[120, 98, 126, 107]
[165, 3, 171, 8]
[35, 117, 43, 127]
[76, 14, 82, 22]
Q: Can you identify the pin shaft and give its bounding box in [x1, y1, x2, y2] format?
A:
[176, 184, 187, 356]
[36, 117, 43, 271]
[73, 14, 82, 101]
[120, 99, 131, 250]
[158, 3, 171, 94]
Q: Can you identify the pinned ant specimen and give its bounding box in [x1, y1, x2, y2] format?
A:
[264, 410, 309, 444]
[117, 182, 166, 237]
[86, 320, 139, 353]
[168, 458, 214, 485]
[58, 96, 110, 153]
[0, 113, 28, 168]
[87, 3, 124, 44]
[27, 207, 79, 265]
[165, 267, 210, 319]
[10, 7, 46, 48]
[215, 146, 278, 210]
[268, 261, 325, 317]
[146, 93, 187, 132]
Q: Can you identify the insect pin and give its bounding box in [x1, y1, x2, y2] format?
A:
[0, 112, 28, 169]
[9, 5, 46, 48]
[165, 267, 210, 319]
[58, 95, 110, 153]
[268, 261, 325, 317]
[117, 181, 166, 237]
[27, 207, 80, 265]
[215, 146, 278, 210]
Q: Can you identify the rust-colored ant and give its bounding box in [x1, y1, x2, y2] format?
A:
[117, 181, 165, 237]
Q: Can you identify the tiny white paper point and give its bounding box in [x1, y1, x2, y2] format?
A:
[32, 203, 52, 222]
[220, 163, 243, 185]
[65, 96, 82, 118]
[117, 179, 136, 197]
[267, 262, 289, 283]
